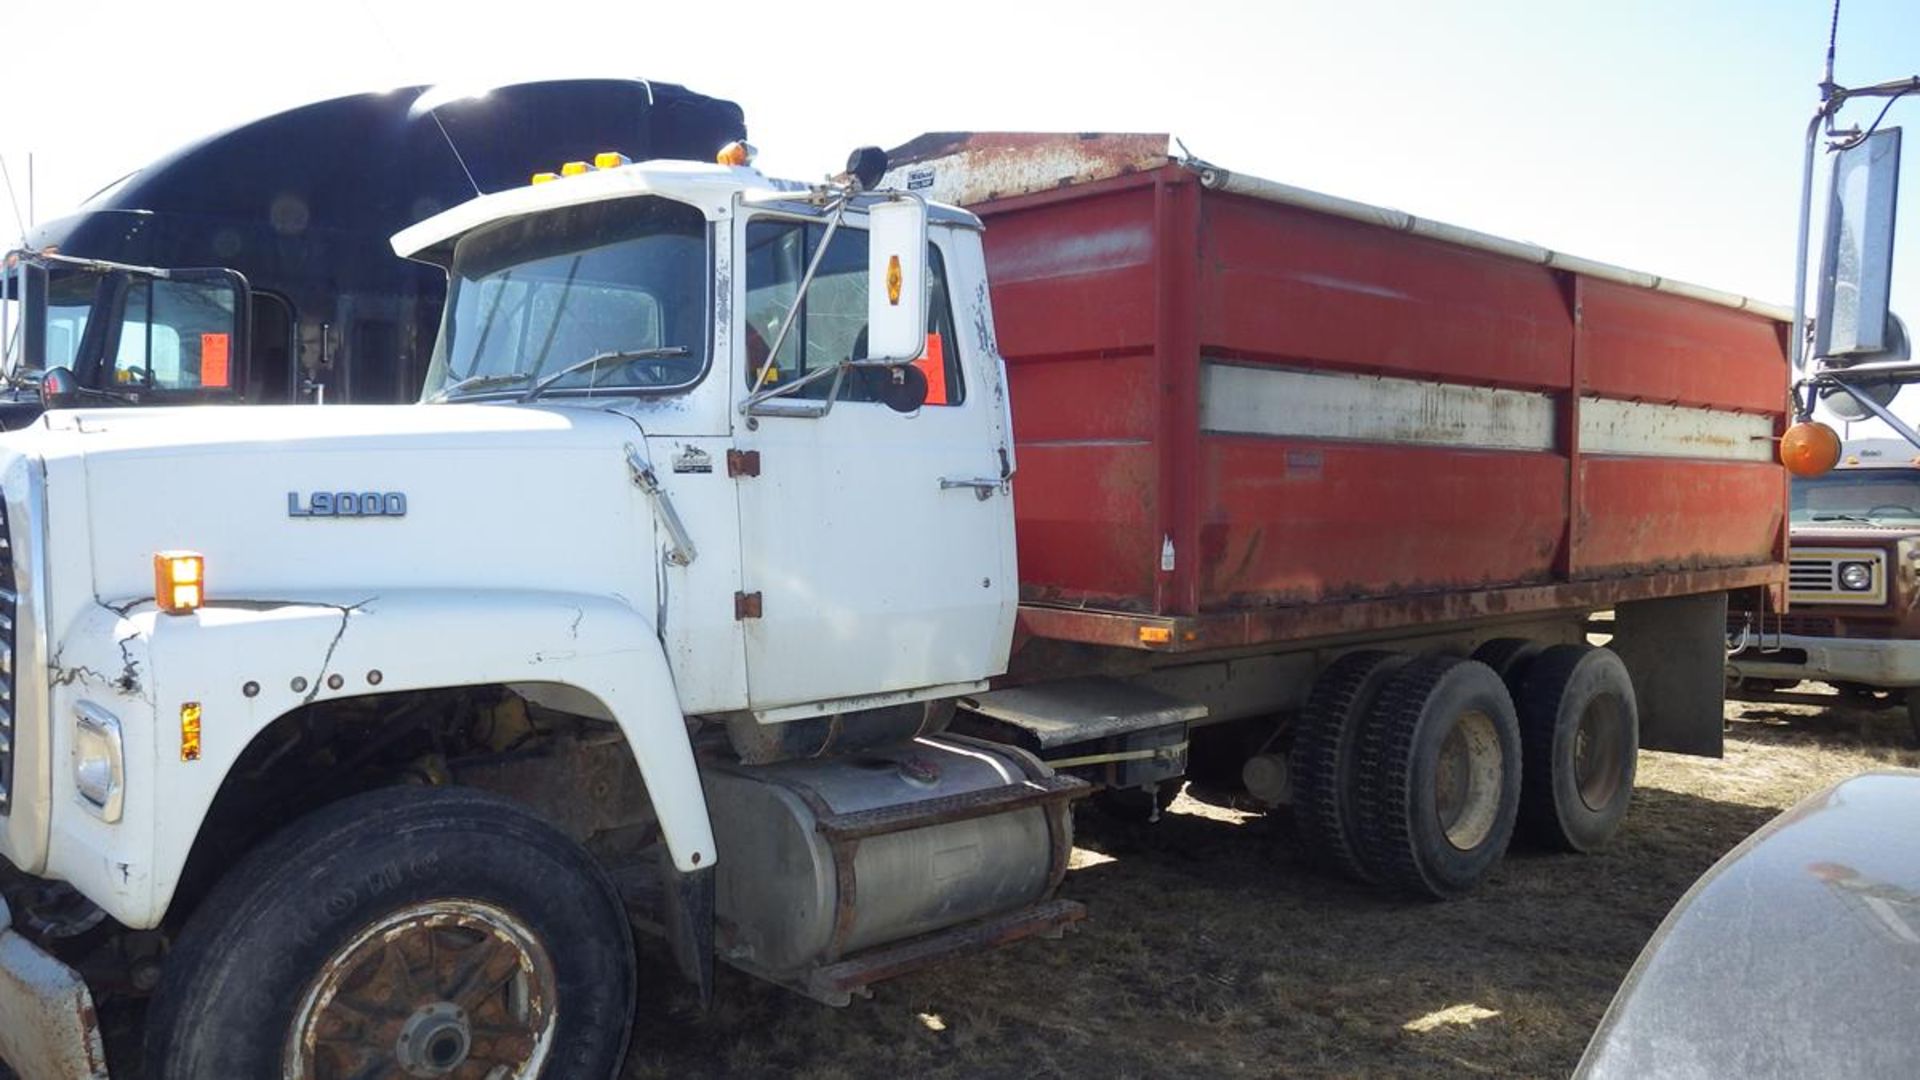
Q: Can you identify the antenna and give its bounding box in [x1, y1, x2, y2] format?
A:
[0, 155, 27, 245]
[426, 109, 482, 198]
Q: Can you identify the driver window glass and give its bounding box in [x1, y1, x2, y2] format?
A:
[744, 219, 963, 404]
[115, 279, 239, 394]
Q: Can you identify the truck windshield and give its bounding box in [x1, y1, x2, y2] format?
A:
[1792, 472, 1920, 523]
[423, 196, 709, 401]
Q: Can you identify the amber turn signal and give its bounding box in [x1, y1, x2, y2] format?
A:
[716, 141, 756, 167]
[154, 550, 205, 615]
[1780, 420, 1842, 477]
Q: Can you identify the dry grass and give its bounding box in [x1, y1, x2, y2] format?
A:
[625, 692, 1920, 1079]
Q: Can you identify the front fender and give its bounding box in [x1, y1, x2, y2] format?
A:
[45, 590, 713, 929]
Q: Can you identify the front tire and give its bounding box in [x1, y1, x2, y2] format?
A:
[145, 786, 636, 1079]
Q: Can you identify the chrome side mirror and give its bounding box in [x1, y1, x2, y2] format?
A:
[1815, 127, 1902, 360]
[41, 366, 77, 407]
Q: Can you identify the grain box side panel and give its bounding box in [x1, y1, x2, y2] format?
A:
[1578, 458, 1787, 574]
[1197, 437, 1567, 610]
[1579, 278, 1788, 414]
[1195, 191, 1574, 391]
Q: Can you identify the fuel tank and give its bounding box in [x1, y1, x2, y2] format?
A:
[704, 736, 1073, 980]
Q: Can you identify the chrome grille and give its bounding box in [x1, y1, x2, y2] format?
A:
[0, 492, 13, 813]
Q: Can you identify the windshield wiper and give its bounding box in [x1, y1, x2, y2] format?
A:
[429, 370, 536, 402]
[1810, 513, 1875, 522]
[520, 347, 691, 402]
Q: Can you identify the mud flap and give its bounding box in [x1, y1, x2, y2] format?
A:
[1611, 592, 1727, 758]
[662, 863, 715, 1008]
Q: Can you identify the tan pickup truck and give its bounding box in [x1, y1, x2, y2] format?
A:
[1729, 438, 1920, 743]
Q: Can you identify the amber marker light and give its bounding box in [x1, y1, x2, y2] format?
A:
[886, 255, 903, 305]
[180, 703, 203, 762]
[1780, 420, 1842, 478]
[593, 151, 631, 170]
[154, 551, 205, 615]
[715, 141, 756, 167]
[1138, 625, 1173, 645]
[559, 160, 591, 177]
[530, 172, 559, 185]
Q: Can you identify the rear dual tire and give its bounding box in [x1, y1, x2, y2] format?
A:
[1514, 645, 1639, 853]
[1350, 655, 1523, 899]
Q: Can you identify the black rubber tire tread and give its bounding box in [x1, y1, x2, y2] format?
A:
[1514, 644, 1640, 853]
[1471, 637, 1545, 693]
[1352, 655, 1522, 899]
[1290, 650, 1412, 884]
[144, 785, 636, 1079]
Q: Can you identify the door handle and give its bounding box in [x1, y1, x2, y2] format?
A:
[940, 477, 1004, 501]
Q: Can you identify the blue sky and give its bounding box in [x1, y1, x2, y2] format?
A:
[3, 0, 1915, 360]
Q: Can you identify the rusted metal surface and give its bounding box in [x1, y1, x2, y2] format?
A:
[1016, 562, 1785, 655]
[286, 899, 555, 1078]
[0, 897, 109, 1080]
[804, 898, 1086, 1003]
[940, 146, 1789, 642]
[883, 132, 1169, 207]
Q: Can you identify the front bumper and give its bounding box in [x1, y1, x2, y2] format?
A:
[0, 896, 108, 1079]
[1727, 633, 1920, 688]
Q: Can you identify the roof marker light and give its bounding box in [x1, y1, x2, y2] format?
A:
[530, 172, 559, 185]
[560, 160, 591, 177]
[593, 151, 630, 170]
[716, 141, 757, 167]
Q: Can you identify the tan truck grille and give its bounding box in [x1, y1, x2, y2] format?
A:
[1787, 549, 1887, 606]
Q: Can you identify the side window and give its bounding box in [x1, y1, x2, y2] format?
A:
[114, 278, 240, 395]
[744, 219, 963, 405]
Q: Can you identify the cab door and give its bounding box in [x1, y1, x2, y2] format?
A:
[731, 215, 1015, 712]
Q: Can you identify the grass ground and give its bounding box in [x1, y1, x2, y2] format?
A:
[624, 692, 1920, 1080]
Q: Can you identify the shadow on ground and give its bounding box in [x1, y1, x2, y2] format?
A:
[622, 771, 1783, 1080]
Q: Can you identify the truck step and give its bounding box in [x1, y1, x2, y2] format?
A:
[815, 774, 1086, 843]
[957, 677, 1207, 748]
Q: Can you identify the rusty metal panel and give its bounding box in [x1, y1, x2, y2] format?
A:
[1013, 442, 1160, 609]
[955, 140, 1789, 645]
[1579, 277, 1789, 414]
[980, 180, 1162, 364]
[1197, 438, 1568, 610]
[1577, 458, 1787, 574]
[0, 911, 109, 1080]
[1018, 563, 1784, 655]
[1194, 189, 1575, 391]
[883, 132, 1170, 206]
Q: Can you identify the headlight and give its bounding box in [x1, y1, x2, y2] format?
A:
[73, 702, 124, 822]
[1839, 562, 1874, 592]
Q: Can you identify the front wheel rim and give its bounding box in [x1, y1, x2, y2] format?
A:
[284, 899, 557, 1079]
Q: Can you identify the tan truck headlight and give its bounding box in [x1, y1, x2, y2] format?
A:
[73, 702, 125, 822]
[1839, 562, 1874, 592]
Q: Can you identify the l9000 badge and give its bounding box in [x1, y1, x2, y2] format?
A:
[288, 491, 408, 518]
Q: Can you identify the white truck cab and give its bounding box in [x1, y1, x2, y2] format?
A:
[0, 150, 1077, 1079]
